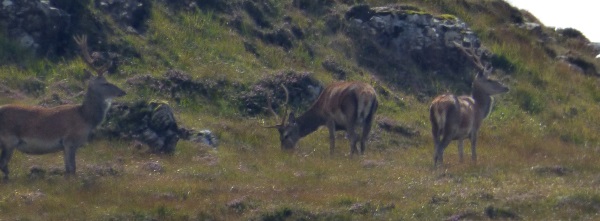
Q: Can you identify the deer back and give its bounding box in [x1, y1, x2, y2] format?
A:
[311, 81, 377, 126]
[265, 81, 377, 149]
[0, 104, 87, 141]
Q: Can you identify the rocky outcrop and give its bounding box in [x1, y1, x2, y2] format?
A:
[0, 0, 71, 55]
[98, 100, 219, 154]
[344, 4, 487, 92]
[95, 0, 151, 33]
[238, 70, 323, 116]
[592, 43, 600, 58]
[0, 0, 151, 56]
[99, 100, 181, 154]
[592, 43, 600, 52]
[557, 51, 599, 76]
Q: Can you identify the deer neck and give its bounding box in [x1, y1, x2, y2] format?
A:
[80, 89, 111, 128]
[296, 108, 327, 138]
[472, 87, 494, 119]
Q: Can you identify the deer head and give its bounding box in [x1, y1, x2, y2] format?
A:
[454, 41, 509, 95]
[73, 35, 126, 99]
[473, 71, 509, 95]
[262, 84, 300, 149]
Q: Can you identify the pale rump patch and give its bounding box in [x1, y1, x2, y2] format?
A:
[430, 95, 456, 131]
[434, 108, 446, 130]
[356, 94, 373, 124]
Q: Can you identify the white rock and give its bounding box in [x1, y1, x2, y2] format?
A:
[2, 0, 13, 7]
[19, 34, 36, 48]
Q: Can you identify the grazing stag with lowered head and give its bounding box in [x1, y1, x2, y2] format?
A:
[264, 82, 378, 156]
[0, 35, 126, 179]
[430, 42, 509, 167]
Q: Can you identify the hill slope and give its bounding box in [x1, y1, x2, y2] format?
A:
[1, 0, 600, 220]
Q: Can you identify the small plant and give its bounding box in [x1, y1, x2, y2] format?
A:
[513, 87, 545, 114]
[436, 14, 457, 20]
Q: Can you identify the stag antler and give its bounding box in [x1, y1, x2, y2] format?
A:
[453, 41, 493, 76]
[262, 84, 290, 128]
[73, 35, 112, 77]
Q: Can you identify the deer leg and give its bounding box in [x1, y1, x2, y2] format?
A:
[360, 123, 373, 155]
[0, 147, 14, 180]
[327, 120, 336, 155]
[431, 128, 440, 147]
[431, 115, 442, 167]
[434, 133, 453, 167]
[64, 146, 77, 176]
[432, 132, 441, 167]
[470, 133, 478, 162]
[458, 140, 464, 162]
[347, 125, 358, 156]
[360, 104, 377, 155]
[434, 144, 444, 167]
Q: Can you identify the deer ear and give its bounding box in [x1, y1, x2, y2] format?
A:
[476, 71, 485, 79]
[288, 112, 296, 123]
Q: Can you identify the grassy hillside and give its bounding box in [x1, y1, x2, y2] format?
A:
[1, 0, 600, 220]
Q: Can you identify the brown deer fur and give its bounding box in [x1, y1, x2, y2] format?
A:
[0, 36, 126, 179]
[430, 43, 509, 167]
[266, 81, 378, 155]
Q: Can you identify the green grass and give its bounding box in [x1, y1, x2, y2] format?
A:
[3, 135, 599, 220]
[1, 0, 600, 220]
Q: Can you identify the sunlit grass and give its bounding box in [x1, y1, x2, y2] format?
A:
[2, 125, 600, 220]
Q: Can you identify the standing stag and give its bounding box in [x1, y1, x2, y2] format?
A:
[264, 82, 378, 156]
[0, 35, 126, 179]
[430, 42, 509, 167]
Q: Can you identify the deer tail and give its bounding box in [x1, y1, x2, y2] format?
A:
[430, 95, 460, 140]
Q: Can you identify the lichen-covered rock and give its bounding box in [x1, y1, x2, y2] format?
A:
[99, 100, 180, 154]
[98, 99, 218, 154]
[344, 4, 488, 93]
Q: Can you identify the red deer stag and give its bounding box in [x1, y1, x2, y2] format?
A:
[430, 42, 509, 167]
[264, 82, 378, 156]
[0, 35, 126, 179]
